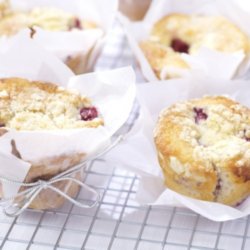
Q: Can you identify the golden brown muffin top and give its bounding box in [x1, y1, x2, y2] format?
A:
[154, 96, 250, 173]
[0, 78, 103, 130]
[140, 14, 250, 79]
[0, 1, 97, 36]
[150, 14, 250, 54]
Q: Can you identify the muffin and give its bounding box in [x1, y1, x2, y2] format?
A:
[0, 3, 97, 36]
[0, 1, 98, 74]
[0, 78, 103, 130]
[0, 77, 103, 209]
[154, 96, 250, 206]
[141, 14, 250, 79]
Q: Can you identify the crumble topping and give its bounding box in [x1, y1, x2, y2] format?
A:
[0, 78, 103, 130]
[0, 1, 97, 36]
[160, 96, 250, 170]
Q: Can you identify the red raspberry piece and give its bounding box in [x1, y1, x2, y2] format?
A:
[80, 107, 98, 121]
[171, 38, 189, 53]
[193, 107, 207, 123]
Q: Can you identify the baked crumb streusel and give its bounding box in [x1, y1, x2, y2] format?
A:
[0, 78, 103, 130]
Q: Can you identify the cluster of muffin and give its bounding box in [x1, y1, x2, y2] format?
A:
[133, 11, 250, 206]
[0, 0, 107, 210]
[0, 0, 250, 210]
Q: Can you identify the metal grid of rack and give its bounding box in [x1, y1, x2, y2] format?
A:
[0, 22, 250, 250]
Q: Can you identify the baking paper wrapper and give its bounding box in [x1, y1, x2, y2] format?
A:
[106, 76, 250, 221]
[0, 0, 118, 73]
[118, 0, 250, 81]
[0, 35, 136, 202]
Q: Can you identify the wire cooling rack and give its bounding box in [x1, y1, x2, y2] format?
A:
[0, 22, 250, 250]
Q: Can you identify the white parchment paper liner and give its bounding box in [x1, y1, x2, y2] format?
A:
[0, 0, 118, 72]
[119, 0, 250, 81]
[0, 35, 136, 200]
[106, 76, 250, 221]
[235, 0, 250, 13]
